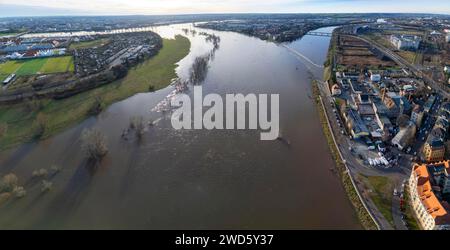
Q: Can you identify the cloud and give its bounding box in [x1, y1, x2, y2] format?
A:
[1, 0, 449, 16]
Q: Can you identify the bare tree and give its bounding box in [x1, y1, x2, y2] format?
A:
[34, 112, 48, 137]
[81, 128, 108, 162]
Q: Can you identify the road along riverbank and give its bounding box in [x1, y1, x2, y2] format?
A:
[311, 81, 378, 230]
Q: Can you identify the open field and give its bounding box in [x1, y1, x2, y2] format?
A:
[0, 61, 23, 75]
[397, 51, 418, 64]
[0, 32, 20, 37]
[69, 38, 110, 50]
[382, 30, 425, 37]
[360, 175, 394, 226]
[363, 34, 393, 49]
[337, 36, 396, 68]
[15, 58, 48, 75]
[40, 56, 75, 73]
[0, 56, 75, 79]
[0, 35, 190, 149]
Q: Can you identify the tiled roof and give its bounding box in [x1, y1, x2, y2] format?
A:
[414, 162, 450, 225]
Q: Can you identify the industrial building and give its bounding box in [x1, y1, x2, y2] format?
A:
[343, 108, 370, 139]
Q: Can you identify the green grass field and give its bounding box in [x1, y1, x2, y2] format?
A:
[0, 36, 190, 149]
[0, 32, 20, 37]
[69, 38, 110, 50]
[361, 175, 394, 226]
[15, 58, 48, 75]
[0, 61, 23, 75]
[0, 56, 74, 79]
[40, 56, 74, 73]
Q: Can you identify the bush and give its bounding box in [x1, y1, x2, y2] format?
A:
[25, 98, 44, 112]
[34, 112, 49, 137]
[81, 128, 109, 162]
[88, 96, 105, 116]
[0, 123, 7, 138]
[112, 64, 128, 79]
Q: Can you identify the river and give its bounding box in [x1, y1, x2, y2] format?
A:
[0, 24, 361, 229]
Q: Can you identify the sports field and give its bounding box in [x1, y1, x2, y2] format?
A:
[0, 56, 74, 81]
[69, 38, 110, 50]
[0, 36, 191, 150]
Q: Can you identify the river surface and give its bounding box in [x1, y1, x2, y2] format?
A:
[0, 24, 361, 229]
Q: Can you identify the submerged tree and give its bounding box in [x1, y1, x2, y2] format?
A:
[81, 128, 109, 162]
[0, 173, 26, 199]
[0, 173, 18, 193]
[130, 116, 146, 139]
[41, 180, 53, 193]
[189, 56, 209, 85]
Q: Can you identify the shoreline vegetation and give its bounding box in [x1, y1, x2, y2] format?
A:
[0, 35, 191, 150]
[311, 81, 377, 230]
[314, 28, 377, 229]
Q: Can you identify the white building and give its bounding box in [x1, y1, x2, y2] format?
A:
[370, 74, 381, 82]
[391, 122, 416, 150]
[445, 66, 450, 74]
[390, 35, 421, 50]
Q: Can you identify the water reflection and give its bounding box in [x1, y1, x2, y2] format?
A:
[0, 24, 360, 229]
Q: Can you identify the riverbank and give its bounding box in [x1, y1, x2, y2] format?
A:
[0, 35, 191, 150]
[316, 29, 377, 229]
[319, 29, 407, 230]
[311, 82, 377, 230]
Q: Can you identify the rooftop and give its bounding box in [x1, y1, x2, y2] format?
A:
[414, 162, 450, 225]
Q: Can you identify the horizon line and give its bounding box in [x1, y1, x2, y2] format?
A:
[1, 12, 450, 19]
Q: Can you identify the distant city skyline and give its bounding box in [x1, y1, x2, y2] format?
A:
[1, 0, 450, 17]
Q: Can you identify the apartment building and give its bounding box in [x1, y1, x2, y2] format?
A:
[409, 162, 450, 230]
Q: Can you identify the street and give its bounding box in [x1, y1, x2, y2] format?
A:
[316, 79, 410, 230]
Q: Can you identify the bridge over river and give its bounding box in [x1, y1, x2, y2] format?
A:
[306, 31, 333, 37]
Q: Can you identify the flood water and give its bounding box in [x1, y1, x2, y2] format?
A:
[0, 24, 361, 229]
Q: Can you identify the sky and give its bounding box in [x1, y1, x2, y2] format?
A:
[0, 0, 450, 17]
